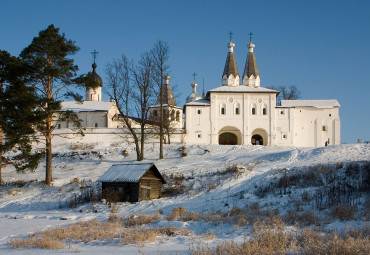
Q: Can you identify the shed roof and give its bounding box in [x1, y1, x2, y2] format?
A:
[280, 99, 340, 108]
[97, 163, 165, 183]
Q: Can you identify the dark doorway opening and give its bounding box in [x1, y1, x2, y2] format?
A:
[219, 132, 238, 145]
[251, 134, 263, 145]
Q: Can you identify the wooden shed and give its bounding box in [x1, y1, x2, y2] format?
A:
[97, 163, 166, 203]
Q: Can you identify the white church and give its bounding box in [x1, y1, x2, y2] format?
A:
[59, 39, 340, 147]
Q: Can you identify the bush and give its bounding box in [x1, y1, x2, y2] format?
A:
[168, 207, 187, 221]
[331, 204, 357, 221]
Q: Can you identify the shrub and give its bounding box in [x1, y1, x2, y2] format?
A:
[168, 207, 187, 221]
[331, 204, 357, 220]
[8, 236, 65, 250]
[123, 212, 160, 226]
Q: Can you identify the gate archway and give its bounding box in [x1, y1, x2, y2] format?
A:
[218, 126, 241, 145]
[251, 128, 268, 146]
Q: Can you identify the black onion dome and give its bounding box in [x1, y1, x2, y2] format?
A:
[85, 63, 103, 88]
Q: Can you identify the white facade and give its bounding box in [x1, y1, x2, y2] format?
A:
[183, 40, 340, 147]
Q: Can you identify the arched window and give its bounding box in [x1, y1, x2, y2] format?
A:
[263, 104, 267, 115]
[171, 109, 175, 120]
[251, 104, 256, 115]
[176, 111, 180, 121]
[220, 103, 226, 115]
[234, 103, 240, 115]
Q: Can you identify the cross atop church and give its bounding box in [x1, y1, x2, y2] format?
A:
[192, 72, 197, 81]
[91, 50, 99, 63]
[249, 32, 254, 42]
[228, 31, 233, 42]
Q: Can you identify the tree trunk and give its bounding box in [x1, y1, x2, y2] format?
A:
[45, 115, 53, 185]
[45, 132, 52, 185]
[140, 125, 145, 161]
[159, 87, 164, 159]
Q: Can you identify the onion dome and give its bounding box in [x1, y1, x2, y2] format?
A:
[85, 62, 103, 88]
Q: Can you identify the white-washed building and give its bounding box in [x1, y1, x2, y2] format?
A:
[183, 40, 340, 147]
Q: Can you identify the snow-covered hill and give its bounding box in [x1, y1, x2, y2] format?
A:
[0, 143, 369, 254]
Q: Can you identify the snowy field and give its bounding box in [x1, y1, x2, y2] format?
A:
[0, 142, 369, 254]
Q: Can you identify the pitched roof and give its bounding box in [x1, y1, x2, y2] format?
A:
[61, 101, 115, 112]
[97, 163, 165, 183]
[243, 50, 259, 79]
[208, 85, 278, 93]
[223, 51, 239, 79]
[184, 99, 211, 106]
[155, 84, 177, 107]
[280, 99, 340, 108]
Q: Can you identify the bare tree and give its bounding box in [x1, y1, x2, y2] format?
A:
[132, 53, 155, 160]
[268, 85, 301, 105]
[151, 40, 169, 159]
[105, 54, 155, 161]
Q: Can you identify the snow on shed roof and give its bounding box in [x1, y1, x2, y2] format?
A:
[281, 99, 340, 108]
[61, 101, 115, 112]
[97, 163, 165, 183]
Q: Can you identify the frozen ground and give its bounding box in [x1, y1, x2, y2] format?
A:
[0, 142, 369, 254]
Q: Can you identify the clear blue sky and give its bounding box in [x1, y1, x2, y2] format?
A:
[1, 0, 369, 144]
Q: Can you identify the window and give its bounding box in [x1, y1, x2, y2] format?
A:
[280, 110, 285, 115]
[220, 104, 226, 115]
[329, 114, 332, 117]
[282, 134, 287, 139]
[171, 110, 175, 119]
[95, 123, 98, 128]
[197, 109, 202, 114]
[263, 106, 267, 115]
[322, 126, 327, 131]
[251, 103, 256, 115]
[153, 110, 158, 117]
[197, 133, 202, 138]
[234, 103, 240, 115]
[176, 111, 180, 121]
[58, 124, 61, 129]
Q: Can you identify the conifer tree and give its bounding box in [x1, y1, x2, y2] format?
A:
[0, 50, 42, 184]
[20, 25, 82, 185]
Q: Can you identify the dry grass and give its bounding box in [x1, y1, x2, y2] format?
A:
[168, 207, 187, 220]
[123, 212, 160, 226]
[190, 216, 370, 255]
[8, 236, 65, 250]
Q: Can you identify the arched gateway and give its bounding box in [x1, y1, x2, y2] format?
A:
[251, 128, 268, 146]
[218, 127, 241, 145]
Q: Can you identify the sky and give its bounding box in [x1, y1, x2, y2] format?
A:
[1, 0, 369, 144]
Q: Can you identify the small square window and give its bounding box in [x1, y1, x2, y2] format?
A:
[197, 133, 202, 138]
[329, 114, 332, 117]
[322, 126, 326, 131]
[282, 134, 287, 139]
[197, 109, 202, 114]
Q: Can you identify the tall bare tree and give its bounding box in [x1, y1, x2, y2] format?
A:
[20, 25, 83, 185]
[106, 54, 155, 161]
[151, 40, 169, 159]
[133, 53, 155, 160]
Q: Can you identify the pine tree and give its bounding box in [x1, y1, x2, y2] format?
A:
[20, 25, 82, 185]
[0, 50, 42, 184]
